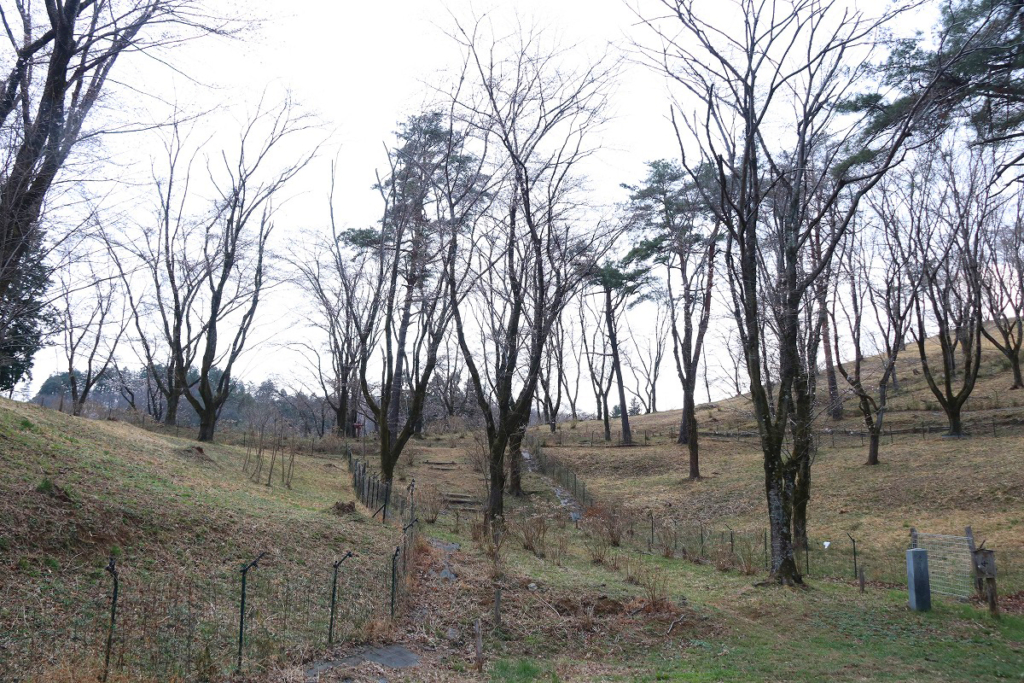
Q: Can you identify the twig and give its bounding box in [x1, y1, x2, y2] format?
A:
[666, 615, 687, 635]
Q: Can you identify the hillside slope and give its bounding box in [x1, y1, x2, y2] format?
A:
[518, 333, 1024, 591]
[0, 398, 396, 681]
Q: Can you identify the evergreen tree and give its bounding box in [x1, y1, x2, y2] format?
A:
[0, 242, 53, 391]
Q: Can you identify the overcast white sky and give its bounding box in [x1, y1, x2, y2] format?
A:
[22, 0, 931, 412]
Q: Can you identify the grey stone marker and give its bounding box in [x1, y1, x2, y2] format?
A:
[906, 548, 931, 612]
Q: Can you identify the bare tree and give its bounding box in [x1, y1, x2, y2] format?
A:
[625, 296, 669, 414]
[557, 309, 584, 426]
[829, 213, 914, 466]
[175, 101, 314, 441]
[0, 0, 229, 347]
[429, 332, 469, 426]
[352, 110, 488, 495]
[56, 266, 128, 416]
[907, 145, 997, 437]
[445, 16, 618, 524]
[635, 0, 942, 582]
[980, 187, 1024, 389]
[106, 122, 205, 427]
[289, 163, 366, 437]
[580, 295, 615, 440]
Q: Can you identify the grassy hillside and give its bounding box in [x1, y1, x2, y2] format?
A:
[515, 334, 1024, 592]
[0, 398, 400, 681]
[4, 330, 1024, 681]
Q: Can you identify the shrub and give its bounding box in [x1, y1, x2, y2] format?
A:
[584, 505, 627, 547]
[637, 563, 670, 608]
[656, 522, 677, 559]
[583, 531, 610, 565]
[514, 513, 549, 558]
[470, 432, 490, 474]
[418, 484, 447, 524]
[551, 533, 570, 566]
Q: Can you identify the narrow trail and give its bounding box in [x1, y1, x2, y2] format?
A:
[522, 450, 582, 522]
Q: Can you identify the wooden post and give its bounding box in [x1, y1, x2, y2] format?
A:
[474, 619, 484, 672]
[858, 567, 865, 593]
[494, 587, 502, 628]
[972, 548, 998, 617]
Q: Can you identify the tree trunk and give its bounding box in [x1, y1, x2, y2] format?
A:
[198, 413, 216, 442]
[487, 440, 506, 523]
[947, 404, 965, 437]
[163, 389, 181, 426]
[602, 395, 611, 442]
[790, 372, 815, 553]
[866, 429, 880, 466]
[683, 390, 700, 479]
[677, 406, 689, 445]
[1011, 355, 1023, 390]
[387, 297, 415, 435]
[792, 457, 810, 552]
[605, 290, 632, 445]
[507, 430, 524, 496]
[766, 463, 802, 584]
[822, 317, 842, 420]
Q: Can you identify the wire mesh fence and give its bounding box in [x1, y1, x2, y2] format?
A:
[0, 552, 398, 681]
[910, 531, 976, 599]
[522, 438, 1022, 596]
[1, 452, 421, 682]
[346, 449, 420, 620]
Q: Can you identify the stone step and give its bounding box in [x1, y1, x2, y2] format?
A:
[443, 492, 476, 500]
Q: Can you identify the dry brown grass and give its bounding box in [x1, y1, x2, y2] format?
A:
[503, 332, 1024, 590]
[0, 398, 404, 681]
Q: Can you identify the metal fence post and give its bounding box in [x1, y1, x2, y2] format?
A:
[847, 533, 858, 579]
[390, 546, 400, 618]
[101, 557, 119, 683]
[649, 512, 655, 552]
[763, 529, 768, 571]
[238, 551, 266, 672]
[328, 551, 354, 644]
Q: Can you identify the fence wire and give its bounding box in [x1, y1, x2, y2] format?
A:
[911, 532, 976, 599]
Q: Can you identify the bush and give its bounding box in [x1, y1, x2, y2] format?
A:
[418, 484, 447, 523]
[470, 431, 490, 474]
[584, 505, 627, 547]
[637, 563, 669, 608]
[656, 522, 677, 559]
[514, 513, 549, 558]
[582, 525, 610, 565]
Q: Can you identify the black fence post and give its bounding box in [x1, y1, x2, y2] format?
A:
[328, 551, 354, 644]
[101, 557, 119, 683]
[763, 529, 768, 571]
[649, 512, 655, 552]
[238, 551, 266, 672]
[847, 533, 858, 580]
[390, 546, 401, 618]
[403, 479, 411, 528]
